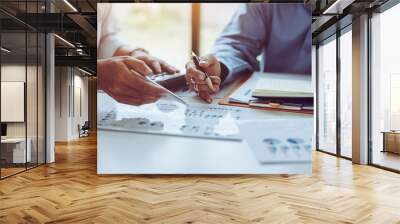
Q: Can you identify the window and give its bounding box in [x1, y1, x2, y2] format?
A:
[111, 3, 241, 70]
[370, 3, 400, 171]
[115, 3, 191, 70]
[317, 37, 337, 154]
[339, 29, 352, 158]
[199, 3, 239, 55]
[316, 29, 353, 159]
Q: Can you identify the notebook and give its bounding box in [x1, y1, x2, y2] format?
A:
[249, 73, 313, 111]
[220, 72, 313, 114]
[251, 73, 313, 98]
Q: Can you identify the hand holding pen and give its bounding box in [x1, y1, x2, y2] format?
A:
[185, 53, 222, 103]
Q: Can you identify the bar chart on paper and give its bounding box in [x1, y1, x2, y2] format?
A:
[239, 119, 313, 163]
[97, 92, 246, 141]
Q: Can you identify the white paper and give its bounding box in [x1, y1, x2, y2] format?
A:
[97, 92, 246, 141]
[228, 73, 260, 103]
[239, 118, 313, 163]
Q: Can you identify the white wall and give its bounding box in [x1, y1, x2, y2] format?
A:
[55, 66, 69, 141]
[54, 67, 89, 141]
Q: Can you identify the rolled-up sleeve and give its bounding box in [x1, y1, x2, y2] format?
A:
[214, 4, 267, 78]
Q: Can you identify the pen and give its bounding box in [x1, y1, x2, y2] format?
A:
[191, 51, 215, 92]
[145, 74, 188, 105]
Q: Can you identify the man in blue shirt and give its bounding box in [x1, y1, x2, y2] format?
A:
[185, 3, 312, 103]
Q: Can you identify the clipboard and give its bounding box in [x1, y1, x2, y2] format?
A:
[218, 72, 314, 115]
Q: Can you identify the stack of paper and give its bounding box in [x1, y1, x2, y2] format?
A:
[252, 73, 312, 98]
[227, 72, 313, 111]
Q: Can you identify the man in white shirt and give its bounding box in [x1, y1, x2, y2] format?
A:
[97, 3, 178, 106]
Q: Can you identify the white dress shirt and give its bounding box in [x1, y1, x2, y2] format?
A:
[214, 3, 311, 77]
[97, 3, 127, 59]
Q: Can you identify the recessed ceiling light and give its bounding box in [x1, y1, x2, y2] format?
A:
[63, 0, 78, 12]
[323, 0, 355, 15]
[78, 67, 92, 76]
[54, 34, 75, 48]
[1, 47, 11, 53]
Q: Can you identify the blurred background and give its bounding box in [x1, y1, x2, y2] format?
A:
[113, 3, 240, 69]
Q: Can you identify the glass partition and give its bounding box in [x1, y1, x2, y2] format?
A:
[27, 31, 38, 169]
[38, 32, 45, 165]
[0, 1, 46, 179]
[27, 0, 40, 168]
[1, 31, 28, 177]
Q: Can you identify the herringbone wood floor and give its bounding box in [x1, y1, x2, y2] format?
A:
[1, 134, 400, 224]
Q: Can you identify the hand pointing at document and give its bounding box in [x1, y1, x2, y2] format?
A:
[97, 56, 166, 106]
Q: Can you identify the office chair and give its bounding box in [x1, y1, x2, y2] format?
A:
[79, 121, 90, 138]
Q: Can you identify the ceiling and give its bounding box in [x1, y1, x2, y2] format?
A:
[0, 0, 97, 73]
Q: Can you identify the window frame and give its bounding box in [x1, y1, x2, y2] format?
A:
[315, 24, 353, 161]
[367, 0, 400, 173]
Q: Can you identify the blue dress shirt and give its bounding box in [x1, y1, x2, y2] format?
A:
[214, 3, 312, 79]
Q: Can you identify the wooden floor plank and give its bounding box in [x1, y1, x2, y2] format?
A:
[0, 134, 400, 224]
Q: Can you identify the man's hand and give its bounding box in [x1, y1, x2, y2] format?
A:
[130, 49, 179, 74]
[185, 54, 221, 103]
[97, 56, 165, 106]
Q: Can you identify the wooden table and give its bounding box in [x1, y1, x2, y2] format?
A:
[381, 131, 400, 154]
